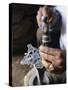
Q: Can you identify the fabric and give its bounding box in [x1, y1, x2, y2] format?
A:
[42, 70, 66, 84]
[56, 6, 66, 50]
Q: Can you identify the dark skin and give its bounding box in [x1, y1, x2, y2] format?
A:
[39, 45, 65, 73]
[36, 6, 66, 73]
[36, 6, 53, 27]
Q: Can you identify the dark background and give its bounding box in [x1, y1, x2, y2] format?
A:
[9, 3, 43, 86]
[9, 3, 43, 55]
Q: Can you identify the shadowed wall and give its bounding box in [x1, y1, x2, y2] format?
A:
[10, 3, 43, 55]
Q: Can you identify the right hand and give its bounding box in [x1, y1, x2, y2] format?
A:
[39, 45, 65, 73]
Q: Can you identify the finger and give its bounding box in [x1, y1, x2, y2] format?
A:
[39, 45, 61, 56]
[40, 51, 62, 67]
[39, 45, 48, 53]
[36, 16, 41, 27]
[39, 51, 55, 63]
[41, 59, 51, 69]
[42, 7, 47, 16]
[37, 7, 42, 15]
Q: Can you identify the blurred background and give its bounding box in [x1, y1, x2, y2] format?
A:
[9, 3, 43, 86]
[10, 3, 43, 55]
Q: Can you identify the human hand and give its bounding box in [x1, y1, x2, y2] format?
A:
[36, 6, 48, 27]
[39, 45, 65, 73]
[36, 7, 43, 27]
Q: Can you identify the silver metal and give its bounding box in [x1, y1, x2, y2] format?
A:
[20, 44, 43, 69]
